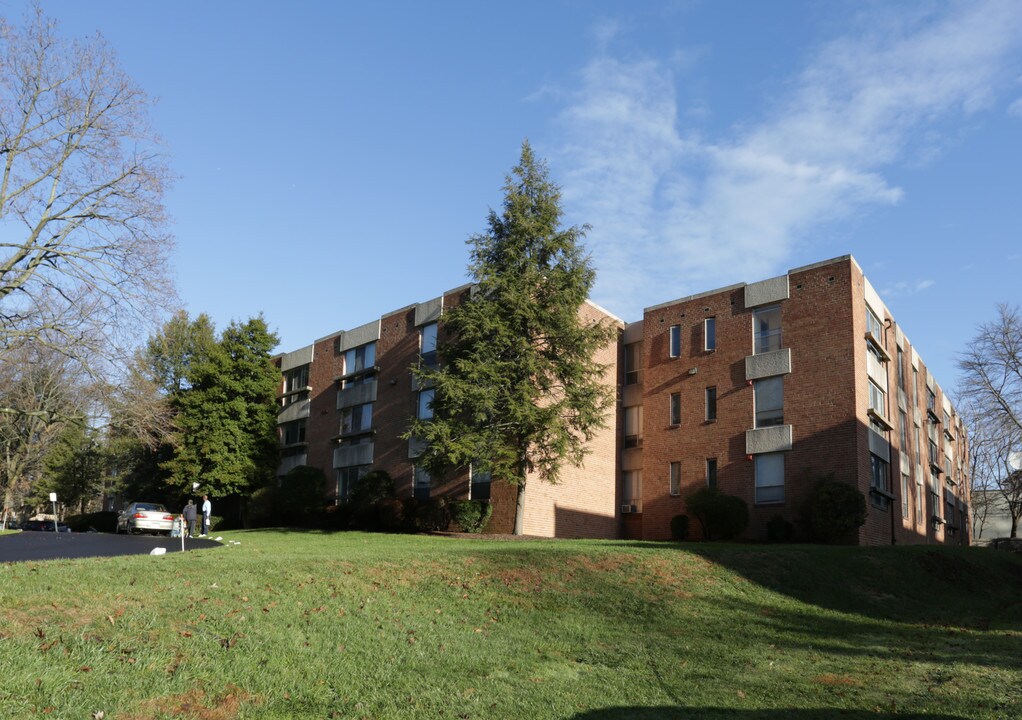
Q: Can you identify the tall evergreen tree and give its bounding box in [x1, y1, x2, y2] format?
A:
[162, 315, 279, 500]
[408, 141, 615, 534]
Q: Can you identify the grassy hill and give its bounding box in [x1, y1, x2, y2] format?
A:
[1, 531, 1020, 719]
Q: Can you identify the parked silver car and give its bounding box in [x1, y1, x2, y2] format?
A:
[116, 502, 175, 535]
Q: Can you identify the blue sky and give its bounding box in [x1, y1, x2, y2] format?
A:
[14, 0, 1022, 389]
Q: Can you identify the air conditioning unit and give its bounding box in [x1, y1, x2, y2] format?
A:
[620, 504, 638, 514]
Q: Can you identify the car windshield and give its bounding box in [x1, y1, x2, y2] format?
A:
[135, 503, 165, 512]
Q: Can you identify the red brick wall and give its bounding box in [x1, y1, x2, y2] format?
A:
[305, 335, 344, 497]
[639, 260, 864, 541]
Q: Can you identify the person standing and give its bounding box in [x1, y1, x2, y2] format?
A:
[182, 499, 197, 538]
[201, 495, 212, 536]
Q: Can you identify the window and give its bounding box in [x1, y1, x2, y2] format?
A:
[669, 392, 681, 426]
[705, 386, 717, 422]
[336, 465, 369, 502]
[470, 464, 491, 501]
[754, 376, 784, 428]
[624, 405, 643, 448]
[417, 388, 435, 420]
[283, 364, 309, 394]
[753, 306, 782, 354]
[624, 342, 641, 385]
[282, 364, 310, 406]
[341, 403, 373, 435]
[899, 411, 908, 449]
[901, 472, 910, 519]
[669, 325, 681, 358]
[945, 489, 956, 529]
[914, 425, 921, 465]
[866, 305, 884, 345]
[897, 347, 905, 390]
[419, 323, 438, 367]
[669, 462, 681, 496]
[930, 475, 941, 520]
[912, 367, 919, 410]
[915, 478, 924, 522]
[413, 466, 431, 500]
[868, 380, 887, 420]
[343, 342, 376, 377]
[706, 458, 718, 489]
[754, 453, 784, 504]
[622, 470, 642, 510]
[870, 453, 890, 510]
[338, 434, 371, 448]
[281, 419, 306, 446]
[704, 318, 716, 351]
[927, 422, 939, 467]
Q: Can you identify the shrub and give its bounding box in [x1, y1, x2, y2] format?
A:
[65, 511, 118, 533]
[414, 497, 451, 532]
[766, 513, 794, 543]
[343, 470, 396, 531]
[450, 500, 493, 533]
[670, 514, 689, 541]
[376, 498, 406, 533]
[807, 476, 866, 544]
[685, 487, 749, 541]
[278, 466, 330, 526]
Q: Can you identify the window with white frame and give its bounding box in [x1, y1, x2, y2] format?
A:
[343, 342, 376, 377]
[868, 379, 887, 420]
[669, 462, 681, 496]
[753, 306, 782, 354]
[754, 376, 784, 428]
[669, 392, 681, 426]
[622, 470, 642, 510]
[870, 453, 890, 510]
[417, 388, 435, 420]
[420, 322, 438, 367]
[704, 318, 716, 352]
[282, 364, 310, 406]
[866, 305, 884, 345]
[624, 342, 641, 385]
[624, 405, 643, 448]
[754, 453, 784, 504]
[283, 364, 309, 394]
[341, 403, 373, 435]
[669, 325, 681, 358]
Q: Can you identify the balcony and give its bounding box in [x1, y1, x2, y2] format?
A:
[746, 425, 793, 455]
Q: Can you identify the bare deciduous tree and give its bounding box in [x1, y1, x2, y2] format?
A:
[0, 341, 86, 524]
[0, 6, 174, 368]
[958, 304, 1022, 538]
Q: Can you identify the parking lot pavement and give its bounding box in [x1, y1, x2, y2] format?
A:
[0, 531, 221, 563]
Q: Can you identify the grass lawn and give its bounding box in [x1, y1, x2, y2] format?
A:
[1, 531, 1020, 719]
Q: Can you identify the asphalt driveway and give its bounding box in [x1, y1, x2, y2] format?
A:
[0, 531, 220, 563]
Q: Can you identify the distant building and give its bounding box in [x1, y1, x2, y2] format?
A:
[274, 255, 969, 545]
[972, 489, 1019, 544]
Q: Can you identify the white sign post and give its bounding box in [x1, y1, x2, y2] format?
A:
[48, 492, 58, 533]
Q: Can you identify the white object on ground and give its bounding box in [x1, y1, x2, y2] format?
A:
[150, 547, 167, 556]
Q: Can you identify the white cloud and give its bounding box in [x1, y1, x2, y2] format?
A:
[551, 1, 1022, 320]
[881, 279, 937, 296]
[1009, 97, 1022, 117]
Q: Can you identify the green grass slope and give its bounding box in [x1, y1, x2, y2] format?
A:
[1, 531, 1020, 719]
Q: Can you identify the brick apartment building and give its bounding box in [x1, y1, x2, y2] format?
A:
[275, 255, 970, 546]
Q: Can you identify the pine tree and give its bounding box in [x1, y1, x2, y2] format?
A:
[162, 316, 279, 500]
[408, 141, 615, 534]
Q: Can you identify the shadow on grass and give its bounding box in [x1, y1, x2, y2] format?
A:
[571, 708, 966, 720]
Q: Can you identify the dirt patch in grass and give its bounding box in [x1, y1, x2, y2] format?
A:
[120, 684, 257, 720]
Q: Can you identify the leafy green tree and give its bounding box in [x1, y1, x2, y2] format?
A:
[162, 316, 279, 500]
[37, 424, 104, 515]
[408, 142, 615, 534]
